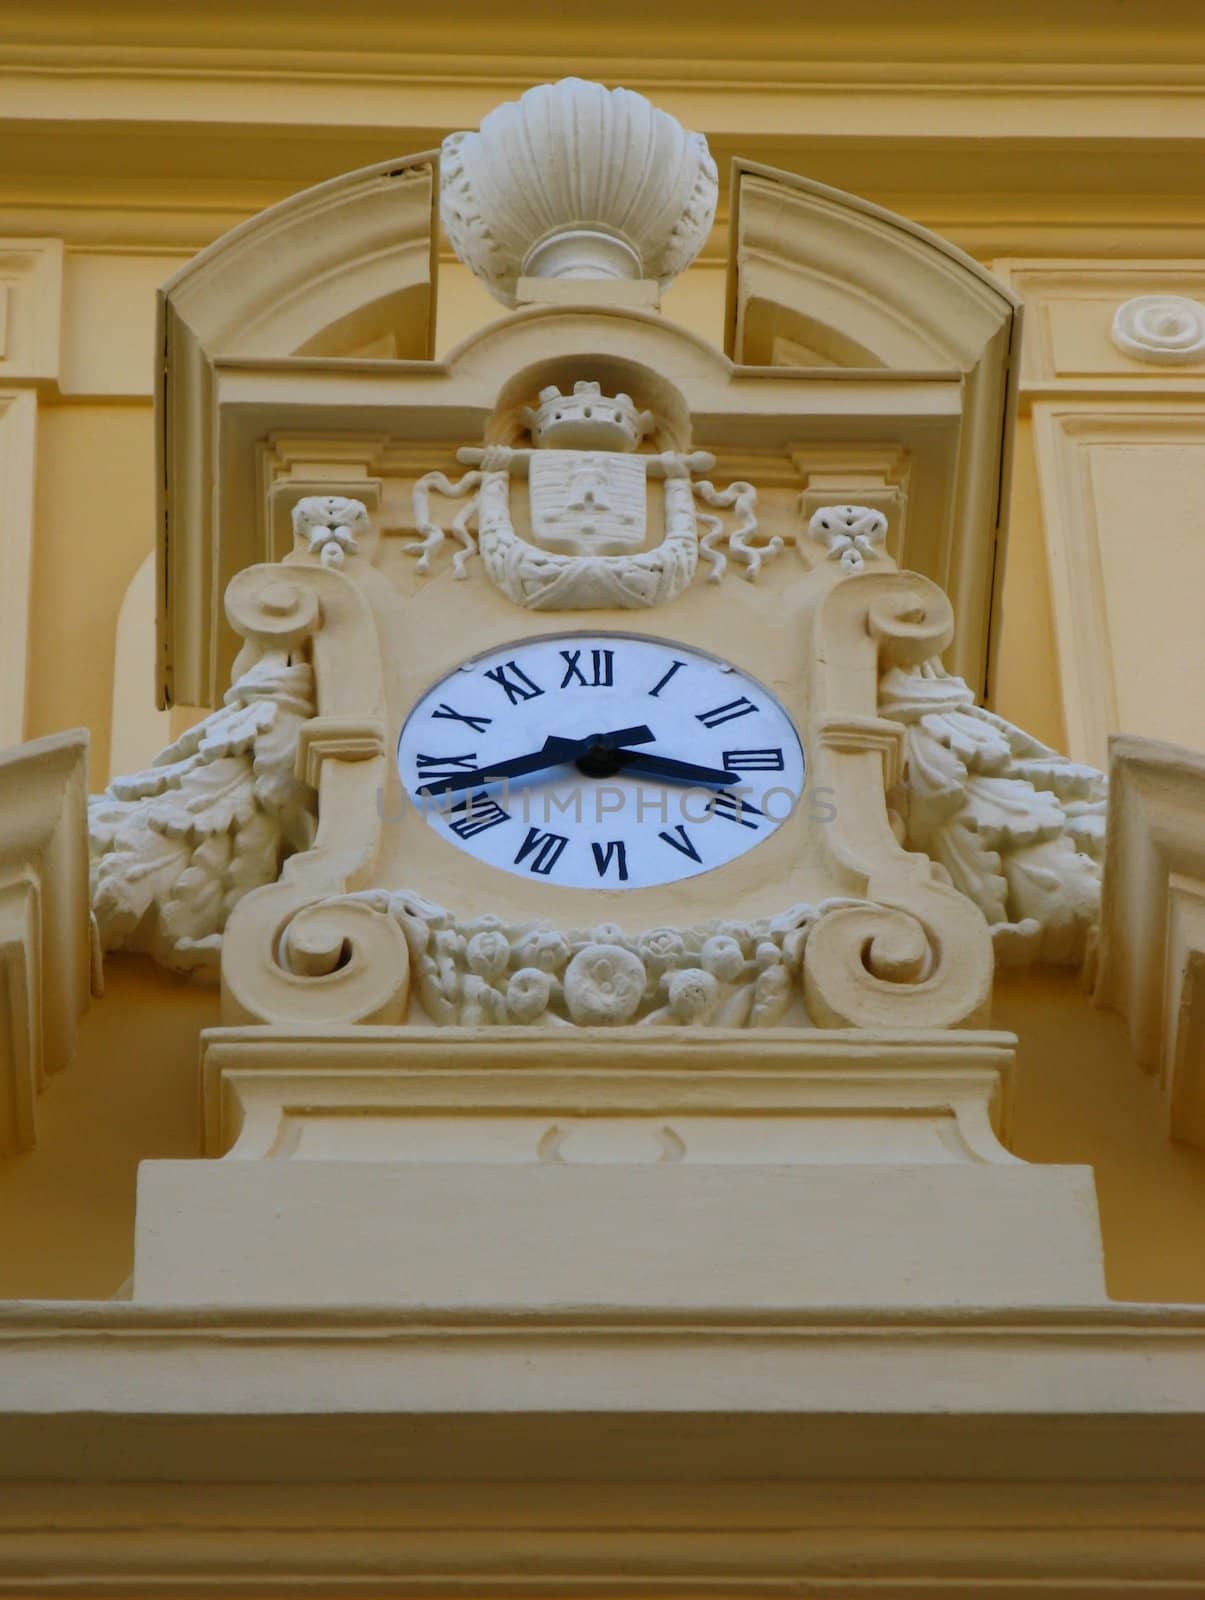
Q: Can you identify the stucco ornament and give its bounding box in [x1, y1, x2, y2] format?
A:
[440, 77, 718, 306]
[408, 381, 780, 608]
[88, 652, 317, 973]
[808, 504, 889, 571]
[291, 495, 370, 568]
[334, 890, 882, 1028]
[880, 659, 1106, 967]
[1111, 294, 1205, 365]
[563, 944, 647, 1025]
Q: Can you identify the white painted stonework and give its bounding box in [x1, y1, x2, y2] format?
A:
[440, 78, 718, 307]
[291, 493, 370, 569]
[409, 380, 776, 609]
[1111, 292, 1205, 364]
[89, 646, 317, 974]
[807, 502, 889, 571]
[881, 658, 1105, 967]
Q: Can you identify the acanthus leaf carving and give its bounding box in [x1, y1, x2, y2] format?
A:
[879, 659, 1106, 968]
[89, 650, 317, 974]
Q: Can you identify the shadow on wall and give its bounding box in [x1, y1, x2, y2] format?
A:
[1000, 965, 1205, 1304]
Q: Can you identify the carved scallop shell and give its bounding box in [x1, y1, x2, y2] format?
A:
[440, 77, 718, 307]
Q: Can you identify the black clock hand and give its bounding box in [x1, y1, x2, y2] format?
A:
[417, 725, 655, 796]
[611, 749, 742, 787]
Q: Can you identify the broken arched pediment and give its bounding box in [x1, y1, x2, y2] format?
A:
[155, 138, 1017, 710]
[727, 161, 1020, 695]
[157, 152, 438, 708]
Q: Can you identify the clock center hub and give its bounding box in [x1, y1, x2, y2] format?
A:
[575, 739, 626, 779]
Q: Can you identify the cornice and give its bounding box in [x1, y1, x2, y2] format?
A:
[4, 1297, 1205, 1588]
[3, 57, 1205, 258]
[9, 44, 1205, 88]
[5, 47, 1205, 138]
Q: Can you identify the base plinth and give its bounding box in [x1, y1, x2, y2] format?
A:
[131, 1027, 1107, 1309]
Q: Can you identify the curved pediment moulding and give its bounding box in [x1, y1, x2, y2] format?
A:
[727, 162, 1018, 372]
[157, 151, 438, 711]
[726, 160, 1021, 697]
[160, 152, 438, 363]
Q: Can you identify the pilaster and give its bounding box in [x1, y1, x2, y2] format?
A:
[0, 729, 91, 1154]
[1095, 734, 1205, 1150]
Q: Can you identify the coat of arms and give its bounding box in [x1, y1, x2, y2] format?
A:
[408, 380, 780, 609]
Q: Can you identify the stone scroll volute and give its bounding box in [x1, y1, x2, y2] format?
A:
[802, 570, 994, 1028]
[218, 563, 410, 1027]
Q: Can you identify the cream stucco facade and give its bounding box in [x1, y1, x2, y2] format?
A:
[2, 4, 1205, 1593]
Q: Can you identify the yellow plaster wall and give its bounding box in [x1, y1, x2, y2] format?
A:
[1001, 969, 1205, 1304]
[25, 403, 156, 786]
[0, 959, 218, 1301]
[990, 416, 1067, 751]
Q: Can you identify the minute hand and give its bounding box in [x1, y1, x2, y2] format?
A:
[613, 750, 740, 786]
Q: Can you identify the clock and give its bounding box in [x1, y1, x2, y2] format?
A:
[397, 632, 805, 890]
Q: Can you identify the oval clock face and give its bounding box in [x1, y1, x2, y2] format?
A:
[397, 633, 805, 891]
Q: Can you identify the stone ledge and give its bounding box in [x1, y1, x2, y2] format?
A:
[2, 1299, 1204, 1450]
[1, 1302, 1204, 1592]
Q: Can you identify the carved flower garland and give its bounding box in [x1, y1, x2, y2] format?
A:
[360, 892, 871, 1028]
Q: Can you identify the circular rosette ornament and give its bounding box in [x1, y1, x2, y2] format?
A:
[440, 77, 718, 307]
[563, 943, 647, 1026]
[1111, 294, 1205, 365]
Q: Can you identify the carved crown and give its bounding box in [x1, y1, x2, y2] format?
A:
[521, 381, 655, 452]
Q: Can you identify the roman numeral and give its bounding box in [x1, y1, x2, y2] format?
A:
[514, 826, 569, 876]
[415, 751, 478, 786]
[591, 839, 629, 881]
[446, 795, 510, 839]
[648, 659, 686, 698]
[658, 824, 702, 863]
[709, 790, 764, 830]
[432, 702, 491, 734]
[560, 648, 614, 688]
[484, 660, 544, 705]
[722, 747, 784, 772]
[696, 696, 758, 729]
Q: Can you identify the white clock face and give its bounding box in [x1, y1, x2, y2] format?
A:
[397, 633, 805, 891]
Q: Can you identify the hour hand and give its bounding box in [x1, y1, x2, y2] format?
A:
[612, 749, 741, 787]
[416, 725, 655, 796]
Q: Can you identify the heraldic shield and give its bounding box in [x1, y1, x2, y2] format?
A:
[527, 450, 648, 555]
[408, 378, 778, 611]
